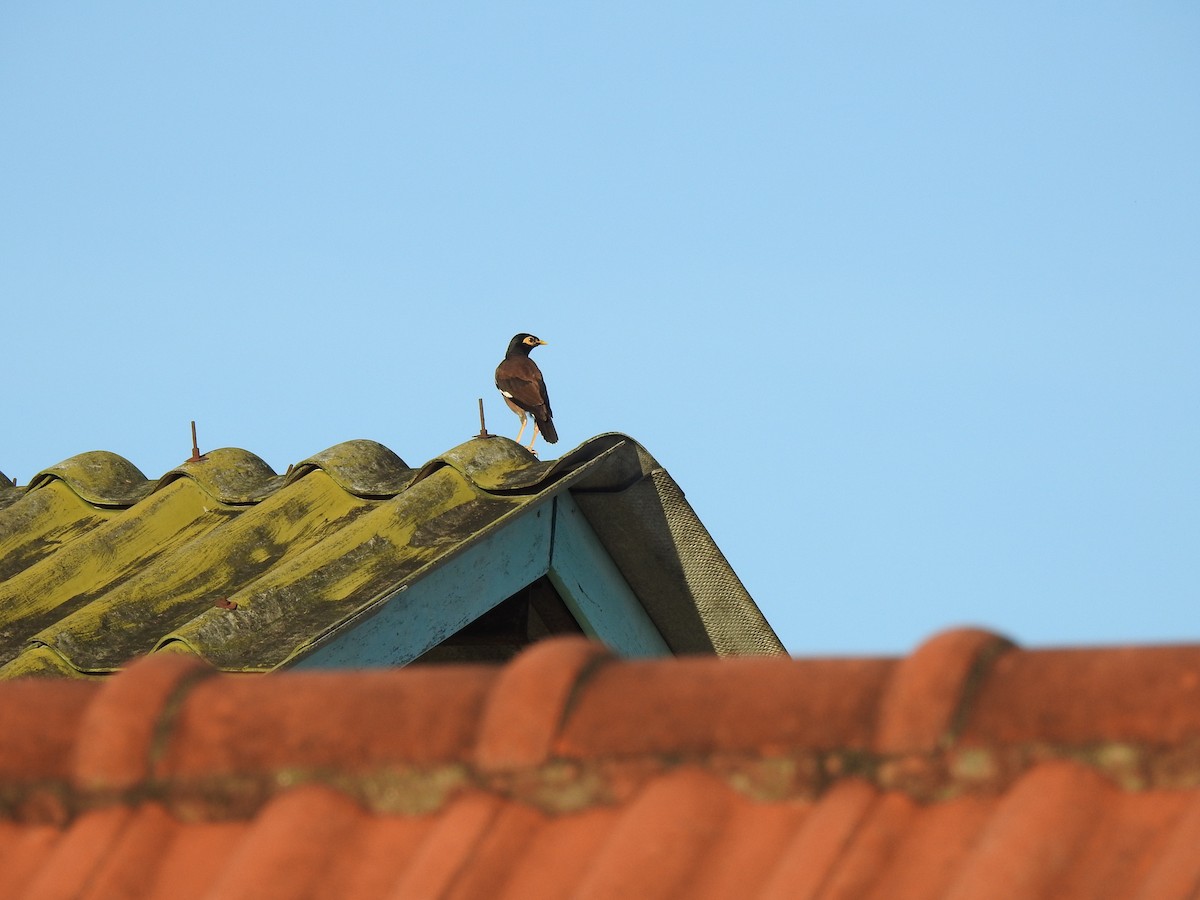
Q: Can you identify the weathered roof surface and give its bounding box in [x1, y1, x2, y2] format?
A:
[2, 630, 1199, 898]
[0, 434, 782, 678]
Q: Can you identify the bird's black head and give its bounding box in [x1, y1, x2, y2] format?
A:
[506, 333, 547, 357]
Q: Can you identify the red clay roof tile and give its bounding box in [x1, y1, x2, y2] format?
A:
[386, 792, 503, 899]
[567, 768, 734, 900]
[756, 779, 876, 900]
[941, 761, 1112, 900]
[200, 786, 365, 900]
[1136, 793, 1200, 900]
[962, 644, 1200, 746]
[1054, 788, 1190, 900]
[80, 804, 178, 900]
[873, 627, 1013, 754]
[163, 666, 494, 777]
[142, 818, 244, 900]
[312, 815, 431, 900]
[683, 798, 811, 900]
[555, 655, 896, 758]
[0, 823, 60, 898]
[442, 801, 547, 900]
[72, 654, 214, 793]
[475, 638, 613, 771]
[817, 790, 919, 900]
[860, 795, 994, 900]
[22, 806, 134, 900]
[494, 806, 621, 900]
[0, 678, 94, 783]
[1, 629, 1199, 898]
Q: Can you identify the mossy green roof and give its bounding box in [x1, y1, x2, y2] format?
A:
[0, 434, 783, 678]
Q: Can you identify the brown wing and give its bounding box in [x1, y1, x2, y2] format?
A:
[495, 357, 552, 420]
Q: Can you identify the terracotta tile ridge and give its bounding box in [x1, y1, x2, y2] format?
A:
[0, 678, 98, 824]
[873, 627, 1017, 754]
[961, 642, 1200, 746]
[488, 635, 1200, 806]
[71, 653, 220, 800]
[474, 638, 615, 772]
[5, 636, 1200, 828]
[1, 655, 220, 825]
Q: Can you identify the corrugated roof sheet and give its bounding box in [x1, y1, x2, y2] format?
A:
[0, 434, 782, 678]
[1, 630, 1199, 898]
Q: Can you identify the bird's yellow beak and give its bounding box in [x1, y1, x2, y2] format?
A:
[537, 339, 548, 346]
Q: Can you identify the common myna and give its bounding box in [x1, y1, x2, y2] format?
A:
[496, 333, 558, 452]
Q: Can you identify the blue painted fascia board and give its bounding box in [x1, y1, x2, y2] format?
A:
[546, 493, 669, 656]
[292, 491, 668, 669]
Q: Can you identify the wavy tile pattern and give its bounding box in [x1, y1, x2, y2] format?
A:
[0, 434, 782, 677]
[0, 632, 1198, 898]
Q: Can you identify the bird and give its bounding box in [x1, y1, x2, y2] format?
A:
[495, 333, 558, 452]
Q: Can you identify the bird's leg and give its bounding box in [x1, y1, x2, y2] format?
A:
[527, 422, 540, 452]
[515, 413, 527, 444]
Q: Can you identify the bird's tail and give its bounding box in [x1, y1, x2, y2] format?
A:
[537, 417, 559, 444]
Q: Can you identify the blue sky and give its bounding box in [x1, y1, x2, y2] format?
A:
[2, 4, 1197, 656]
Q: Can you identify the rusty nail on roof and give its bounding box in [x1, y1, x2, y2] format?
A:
[215, 598, 238, 610]
[478, 397, 490, 437]
[189, 420, 204, 463]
